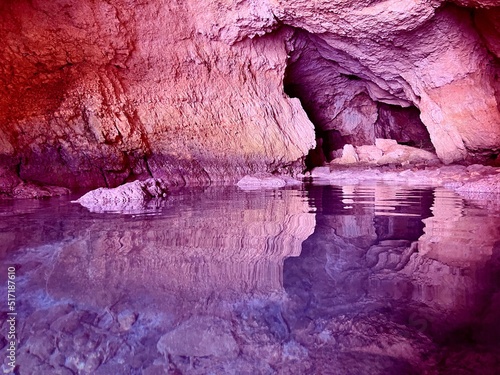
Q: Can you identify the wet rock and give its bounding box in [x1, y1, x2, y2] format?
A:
[455, 173, 500, 194]
[11, 182, 70, 199]
[236, 173, 301, 190]
[157, 316, 239, 359]
[310, 166, 331, 178]
[74, 179, 169, 213]
[117, 310, 138, 331]
[307, 161, 500, 195]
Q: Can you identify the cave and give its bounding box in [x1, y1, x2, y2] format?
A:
[283, 30, 435, 168]
[1, 2, 500, 374]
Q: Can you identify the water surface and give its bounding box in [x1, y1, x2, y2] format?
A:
[1, 184, 499, 374]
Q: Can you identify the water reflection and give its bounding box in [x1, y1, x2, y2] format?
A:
[284, 184, 500, 374]
[1, 184, 500, 374]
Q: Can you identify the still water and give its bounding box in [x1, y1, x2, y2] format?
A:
[1, 184, 500, 374]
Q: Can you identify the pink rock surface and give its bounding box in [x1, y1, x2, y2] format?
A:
[74, 178, 169, 213]
[0, 0, 499, 191]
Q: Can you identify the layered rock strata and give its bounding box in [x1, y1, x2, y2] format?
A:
[0, 0, 499, 193]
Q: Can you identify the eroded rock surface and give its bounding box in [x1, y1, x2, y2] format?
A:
[74, 178, 169, 213]
[330, 139, 440, 166]
[236, 172, 302, 190]
[307, 163, 500, 194]
[0, 0, 499, 192]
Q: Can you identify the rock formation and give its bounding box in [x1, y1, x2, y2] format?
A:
[74, 178, 169, 213]
[307, 162, 500, 194]
[0, 0, 499, 193]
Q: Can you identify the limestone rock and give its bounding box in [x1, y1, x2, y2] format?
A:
[236, 173, 300, 190]
[0, 0, 499, 191]
[356, 145, 383, 163]
[282, 4, 500, 164]
[455, 173, 500, 194]
[74, 179, 169, 213]
[377, 144, 439, 165]
[12, 183, 70, 199]
[0, 0, 315, 190]
[375, 139, 399, 153]
[375, 104, 434, 150]
[332, 144, 360, 165]
[157, 316, 238, 358]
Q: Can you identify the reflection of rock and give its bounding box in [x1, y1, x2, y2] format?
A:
[74, 179, 169, 213]
[284, 184, 500, 372]
[4, 183, 500, 374]
[46, 188, 316, 308]
[419, 188, 500, 266]
[5, 187, 316, 374]
[307, 163, 500, 194]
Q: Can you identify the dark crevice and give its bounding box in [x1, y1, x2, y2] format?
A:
[143, 156, 154, 178]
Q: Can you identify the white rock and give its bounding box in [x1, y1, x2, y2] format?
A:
[74, 179, 169, 213]
[375, 138, 398, 152]
[356, 145, 383, 163]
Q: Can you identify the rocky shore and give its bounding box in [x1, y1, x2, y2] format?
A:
[302, 163, 500, 193]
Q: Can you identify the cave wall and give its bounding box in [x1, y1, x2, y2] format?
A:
[0, 0, 499, 191]
[0, 0, 315, 190]
[283, 3, 500, 164]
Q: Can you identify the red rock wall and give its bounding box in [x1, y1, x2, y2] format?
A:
[0, 0, 314, 190]
[0, 0, 499, 191]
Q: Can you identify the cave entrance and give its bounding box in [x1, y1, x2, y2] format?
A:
[283, 31, 434, 169]
[284, 76, 434, 169]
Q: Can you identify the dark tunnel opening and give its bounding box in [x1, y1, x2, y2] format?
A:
[283, 32, 435, 169]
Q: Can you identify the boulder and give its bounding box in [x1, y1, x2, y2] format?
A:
[236, 173, 301, 190]
[356, 145, 383, 163]
[157, 316, 239, 359]
[331, 144, 359, 165]
[375, 139, 399, 153]
[74, 179, 169, 213]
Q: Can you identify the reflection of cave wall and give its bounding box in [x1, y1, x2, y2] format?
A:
[283, 184, 500, 347]
[283, 30, 435, 166]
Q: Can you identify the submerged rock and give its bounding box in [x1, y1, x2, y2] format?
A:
[236, 173, 301, 190]
[74, 179, 169, 213]
[307, 163, 500, 194]
[12, 182, 70, 199]
[157, 316, 239, 359]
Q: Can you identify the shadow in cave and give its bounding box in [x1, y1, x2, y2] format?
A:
[283, 31, 435, 169]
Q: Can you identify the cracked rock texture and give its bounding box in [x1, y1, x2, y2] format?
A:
[74, 178, 169, 213]
[0, 0, 499, 193]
